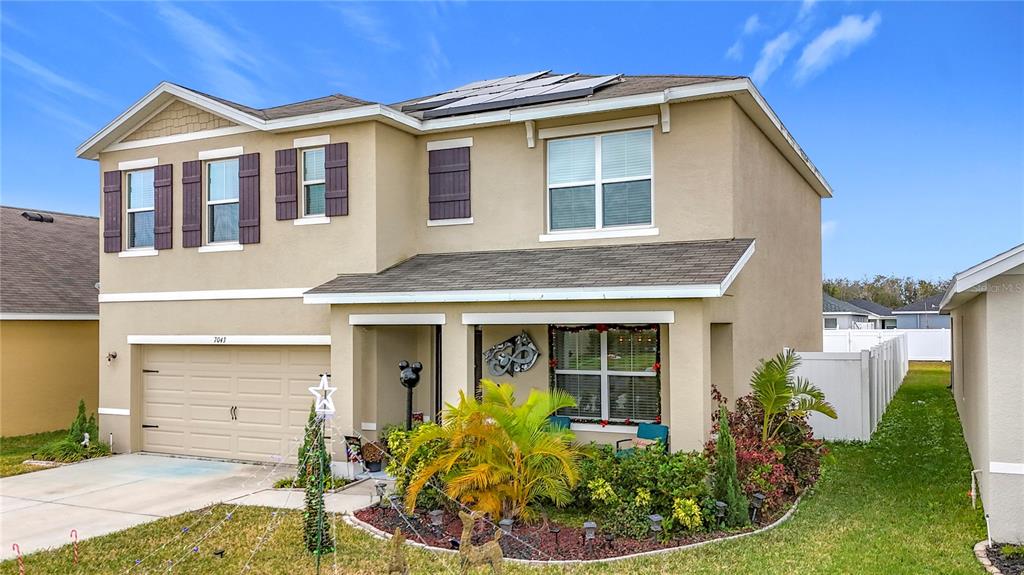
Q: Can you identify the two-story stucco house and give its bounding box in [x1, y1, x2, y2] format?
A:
[77, 72, 831, 464]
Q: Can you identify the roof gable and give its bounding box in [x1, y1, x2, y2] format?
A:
[941, 242, 1024, 311]
[823, 293, 872, 315]
[122, 99, 237, 143]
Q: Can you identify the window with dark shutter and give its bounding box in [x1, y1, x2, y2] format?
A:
[102, 170, 122, 253]
[238, 153, 260, 244]
[181, 160, 202, 248]
[428, 147, 470, 220]
[275, 148, 298, 220]
[153, 164, 173, 249]
[324, 142, 348, 216]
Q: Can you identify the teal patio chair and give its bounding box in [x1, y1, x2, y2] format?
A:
[548, 415, 571, 430]
[615, 422, 669, 457]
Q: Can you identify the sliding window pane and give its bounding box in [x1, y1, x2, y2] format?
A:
[555, 328, 601, 371]
[602, 180, 651, 227]
[548, 137, 595, 185]
[209, 203, 239, 243]
[601, 131, 651, 180]
[608, 375, 660, 421]
[129, 211, 154, 248]
[554, 374, 602, 418]
[127, 170, 154, 209]
[550, 185, 596, 230]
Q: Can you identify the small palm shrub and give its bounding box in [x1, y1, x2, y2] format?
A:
[35, 400, 109, 463]
[749, 350, 836, 442]
[403, 380, 584, 520]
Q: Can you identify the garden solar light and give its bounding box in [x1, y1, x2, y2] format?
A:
[549, 525, 561, 549]
[715, 500, 728, 523]
[429, 509, 445, 530]
[648, 514, 663, 537]
[375, 481, 388, 503]
[583, 521, 597, 542]
[751, 492, 766, 522]
[499, 518, 514, 534]
[604, 532, 615, 548]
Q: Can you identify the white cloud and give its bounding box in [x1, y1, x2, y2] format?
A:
[751, 31, 798, 86]
[798, 0, 818, 22]
[1, 47, 109, 104]
[796, 12, 882, 83]
[724, 14, 764, 61]
[725, 40, 744, 61]
[743, 14, 763, 35]
[421, 33, 450, 82]
[332, 4, 401, 50]
[821, 220, 838, 239]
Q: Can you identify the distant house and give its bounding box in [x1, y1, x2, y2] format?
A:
[848, 299, 897, 329]
[941, 243, 1024, 544]
[893, 295, 951, 329]
[0, 206, 99, 436]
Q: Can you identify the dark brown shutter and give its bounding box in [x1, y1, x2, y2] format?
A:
[102, 170, 122, 253]
[428, 147, 470, 220]
[238, 153, 260, 244]
[275, 149, 298, 220]
[153, 164, 173, 250]
[324, 142, 348, 216]
[181, 160, 202, 248]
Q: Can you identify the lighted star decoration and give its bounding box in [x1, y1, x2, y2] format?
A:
[308, 373, 336, 417]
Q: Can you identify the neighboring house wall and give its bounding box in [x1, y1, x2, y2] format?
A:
[0, 320, 99, 436]
[896, 313, 951, 329]
[823, 314, 868, 330]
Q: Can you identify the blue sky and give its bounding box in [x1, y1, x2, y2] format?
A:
[1, 1, 1021, 279]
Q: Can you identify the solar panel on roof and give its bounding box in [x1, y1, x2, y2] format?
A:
[403, 71, 550, 111]
[420, 74, 621, 119]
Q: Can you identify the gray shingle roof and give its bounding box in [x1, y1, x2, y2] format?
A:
[0, 206, 98, 315]
[176, 84, 374, 121]
[848, 299, 894, 317]
[823, 293, 872, 315]
[308, 239, 753, 295]
[893, 295, 944, 313]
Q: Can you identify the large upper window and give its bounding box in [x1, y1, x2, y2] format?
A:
[302, 147, 326, 216]
[207, 158, 239, 243]
[547, 129, 653, 232]
[126, 169, 154, 249]
[550, 325, 660, 423]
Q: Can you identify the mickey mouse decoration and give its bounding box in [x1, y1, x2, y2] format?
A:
[398, 360, 423, 430]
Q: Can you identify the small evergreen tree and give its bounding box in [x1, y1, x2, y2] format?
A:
[713, 406, 749, 528]
[68, 400, 90, 443]
[303, 416, 333, 554]
[296, 403, 317, 487]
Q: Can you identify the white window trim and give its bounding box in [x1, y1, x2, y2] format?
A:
[546, 128, 655, 235]
[300, 146, 327, 217]
[119, 249, 158, 258]
[205, 158, 240, 245]
[554, 328, 659, 422]
[426, 137, 473, 151]
[293, 134, 330, 148]
[126, 169, 156, 250]
[294, 216, 331, 226]
[539, 227, 659, 243]
[117, 157, 158, 171]
[198, 146, 244, 161]
[427, 217, 474, 227]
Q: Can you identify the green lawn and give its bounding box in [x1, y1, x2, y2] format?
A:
[2, 363, 986, 574]
[0, 429, 66, 477]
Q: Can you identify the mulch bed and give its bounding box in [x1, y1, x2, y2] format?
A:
[354, 499, 792, 561]
[988, 545, 1024, 575]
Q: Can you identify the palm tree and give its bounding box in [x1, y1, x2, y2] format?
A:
[749, 350, 837, 442]
[402, 380, 584, 520]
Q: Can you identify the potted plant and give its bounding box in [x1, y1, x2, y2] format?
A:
[363, 441, 385, 473]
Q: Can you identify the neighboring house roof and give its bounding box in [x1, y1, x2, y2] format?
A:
[0, 206, 98, 317]
[305, 238, 755, 304]
[822, 293, 871, 315]
[893, 295, 944, 314]
[941, 243, 1024, 312]
[76, 74, 831, 198]
[848, 298, 895, 318]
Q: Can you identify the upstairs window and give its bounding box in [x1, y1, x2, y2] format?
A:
[126, 169, 155, 248]
[207, 158, 239, 243]
[550, 325, 661, 423]
[547, 129, 652, 232]
[302, 147, 326, 216]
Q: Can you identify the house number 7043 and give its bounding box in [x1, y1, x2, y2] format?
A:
[212, 336, 227, 344]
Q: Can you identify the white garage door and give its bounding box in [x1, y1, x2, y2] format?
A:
[141, 345, 330, 463]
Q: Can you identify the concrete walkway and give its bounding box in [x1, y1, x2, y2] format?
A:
[228, 477, 392, 514]
[0, 453, 289, 559]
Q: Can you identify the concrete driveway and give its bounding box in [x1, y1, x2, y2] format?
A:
[0, 453, 289, 559]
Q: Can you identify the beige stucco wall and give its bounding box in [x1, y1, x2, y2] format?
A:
[0, 320, 99, 436]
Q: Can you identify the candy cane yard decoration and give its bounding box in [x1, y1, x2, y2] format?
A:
[11, 543, 24, 574]
[70, 529, 79, 564]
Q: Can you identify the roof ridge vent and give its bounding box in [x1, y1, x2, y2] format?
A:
[21, 211, 54, 223]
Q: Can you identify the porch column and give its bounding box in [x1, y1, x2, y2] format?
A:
[440, 318, 474, 412]
[329, 309, 363, 441]
[667, 300, 710, 451]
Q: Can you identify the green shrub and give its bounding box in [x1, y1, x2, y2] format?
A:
[712, 405, 749, 528]
[35, 400, 108, 463]
[1001, 544, 1024, 559]
[384, 423, 448, 511]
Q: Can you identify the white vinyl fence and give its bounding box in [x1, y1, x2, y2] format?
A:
[795, 333, 910, 441]
[823, 328, 950, 361]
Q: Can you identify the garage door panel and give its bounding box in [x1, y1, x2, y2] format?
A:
[141, 345, 328, 463]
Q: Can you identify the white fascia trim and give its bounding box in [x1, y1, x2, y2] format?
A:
[106, 126, 256, 153]
[304, 284, 723, 305]
[462, 311, 674, 325]
[100, 287, 309, 303]
[823, 312, 869, 316]
[294, 216, 331, 226]
[537, 115, 658, 140]
[0, 313, 98, 321]
[127, 334, 330, 346]
[570, 423, 638, 434]
[941, 243, 1024, 310]
[119, 249, 159, 258]
[98, 407, 130, 416]
[118, 157, 159, 171]
[720, 241, 755, 294]
[361, 422, 377, 431]
[293, 134, 331, 148]
[891, 310, 940, 315]
[426, 137, 473, 151]
[198, 146, 243, 161]
[198, 243, 244, 253]
[990, 461, 1024, 475]
[349, 313, 446, 326]
[427, 217, 473, 227]
[538, 227, 659, 243]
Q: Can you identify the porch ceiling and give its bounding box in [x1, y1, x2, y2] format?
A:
[305, 238, 755, 304]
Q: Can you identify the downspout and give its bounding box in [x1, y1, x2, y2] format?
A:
[971, 468, 992, 543]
